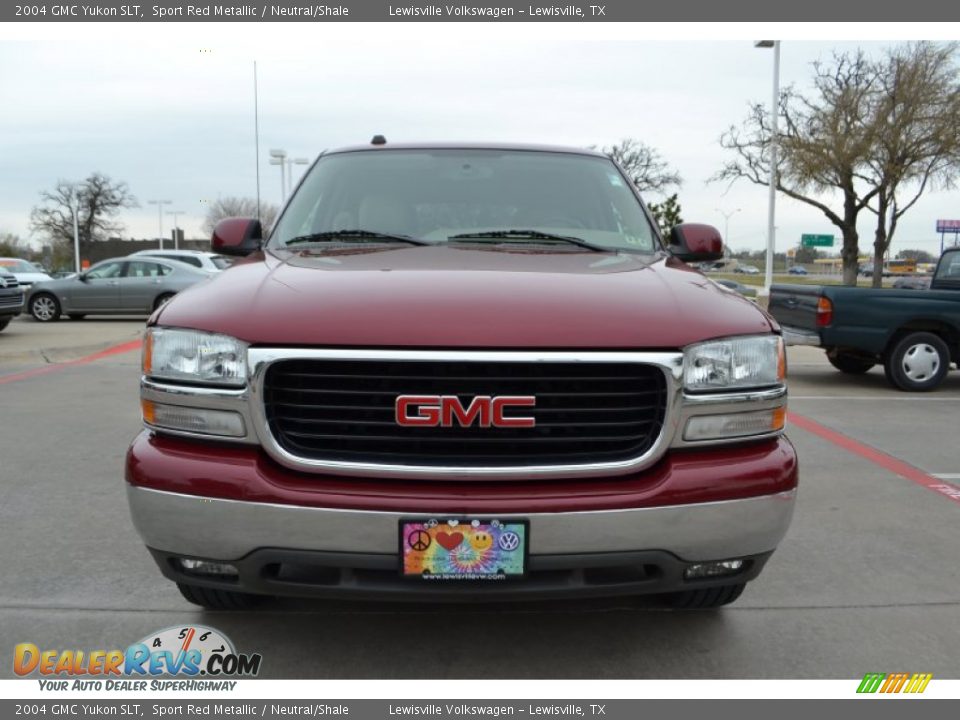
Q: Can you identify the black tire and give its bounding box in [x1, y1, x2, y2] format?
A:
[827, 352, 875, 374]
[0, 317, 11, 331]
[883, 332, 950, 392]
[176, 582, 262, 611]
[30, 293, 61, 322]
[68, 314, 86, 321]
[666, 583, 746, 609]
[153, 293, 175, 312]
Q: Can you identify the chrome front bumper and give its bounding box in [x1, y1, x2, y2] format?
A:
[127, 485, 796, 562]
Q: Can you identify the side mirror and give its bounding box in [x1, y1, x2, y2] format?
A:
[77, 273, 88, 282]
[669, 223, 724, 262]
[211, 217, 263, 257]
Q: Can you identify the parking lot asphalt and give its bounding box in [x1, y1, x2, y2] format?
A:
[1, 316, 958, 679]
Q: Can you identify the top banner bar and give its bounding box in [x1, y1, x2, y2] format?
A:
[5, 0, 960, 22]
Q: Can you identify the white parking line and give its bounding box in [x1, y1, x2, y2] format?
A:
[932, 474, 960, 480]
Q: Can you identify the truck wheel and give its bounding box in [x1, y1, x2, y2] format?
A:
[30, 293, 61, 322]
[176, 582, 262, 610]
[827, 352, 875, 374]
[666, 583, 746, 609]
[884, 332, 950, 392]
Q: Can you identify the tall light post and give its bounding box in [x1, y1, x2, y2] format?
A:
[148, 199, 172, 250]
[755, 40, 780, 293]
[286, 157, 310, 195]
[269, 149, 288, 199]
[715, 207, 741, 241]
[269, 149, 310, 200]
[166, 210, 185, 250]
[72, 198, 81, 274]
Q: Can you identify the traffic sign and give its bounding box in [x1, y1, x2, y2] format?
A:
[786, 248, 797, 258]
[801, 234, 834, 247]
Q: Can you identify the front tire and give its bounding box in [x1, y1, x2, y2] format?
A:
[666, 583, 746, 609]
[827, 351, 875, 374]
[176, 582, 262, 611]
[884, 332, 950, 392]
[0, 317, 11, 331]
[30, 293, 61, 322]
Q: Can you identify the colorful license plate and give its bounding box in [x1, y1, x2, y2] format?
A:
[400, 518, 528, 580]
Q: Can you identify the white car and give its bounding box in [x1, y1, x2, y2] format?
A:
[0, 257, 53, 292]
[129, 249, 233, 273]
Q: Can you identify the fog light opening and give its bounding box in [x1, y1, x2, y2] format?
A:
[178, 558, 239, 578]
[684, 559, 746, 581]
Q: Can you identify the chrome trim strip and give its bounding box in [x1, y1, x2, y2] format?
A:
[127, 485, 796, 560]
[781, 326, 822, 347]
[245, 348, 684, 479]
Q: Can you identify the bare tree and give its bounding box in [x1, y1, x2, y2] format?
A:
[29, 173, 138, 258]
[596, 139, 682, 194]
[715, 51, 880, 285]
[202, 197, 279, 236]
[864, 43, 960, 286]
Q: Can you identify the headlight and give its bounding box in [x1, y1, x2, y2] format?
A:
[684, 335, 785, 392]
[143, 328, 247, 386]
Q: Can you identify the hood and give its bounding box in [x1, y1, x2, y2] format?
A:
[9, 272, 51, 284]
[156, 245, 774, 349]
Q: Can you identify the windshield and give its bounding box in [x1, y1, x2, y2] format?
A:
[269, 149, 660, 252]
[934, 252, 960, 284]
[0, 259, 41, 273]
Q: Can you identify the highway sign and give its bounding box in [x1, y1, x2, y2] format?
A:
[801, 234, 834, 247]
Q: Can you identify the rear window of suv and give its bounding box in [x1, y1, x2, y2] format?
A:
[270, 149, 660, 253]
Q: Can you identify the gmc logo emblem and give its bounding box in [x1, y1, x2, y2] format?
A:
[395, 395, 536, 428]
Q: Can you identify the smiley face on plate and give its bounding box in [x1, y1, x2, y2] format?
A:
[469, 531, 493, 551]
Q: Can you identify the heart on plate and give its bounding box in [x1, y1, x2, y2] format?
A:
[436, 531, 464, 551]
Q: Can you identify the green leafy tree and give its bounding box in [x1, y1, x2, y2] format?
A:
[647, 194, 684, 237]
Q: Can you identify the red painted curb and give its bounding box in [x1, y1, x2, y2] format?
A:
[0, 339, 143, 386]
[788, 411, 960, 506]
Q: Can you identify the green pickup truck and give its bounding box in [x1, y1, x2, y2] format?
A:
[770, 248, 960, 391]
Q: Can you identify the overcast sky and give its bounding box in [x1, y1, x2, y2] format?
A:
[1, 35, 957, 255]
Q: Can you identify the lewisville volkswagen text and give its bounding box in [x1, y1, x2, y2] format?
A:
[126, 141, 797, 609]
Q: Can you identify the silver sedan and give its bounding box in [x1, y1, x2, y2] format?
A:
[27, 257, 212, 322]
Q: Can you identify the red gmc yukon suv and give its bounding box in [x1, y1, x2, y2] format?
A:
[126, 142, 797, 610]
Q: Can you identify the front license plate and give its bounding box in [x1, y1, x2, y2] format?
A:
[400, 518, 528, 580]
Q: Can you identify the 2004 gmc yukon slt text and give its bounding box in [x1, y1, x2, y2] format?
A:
[126, 142, 797, 610]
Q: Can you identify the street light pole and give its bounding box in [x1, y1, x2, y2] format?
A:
[269, 149, 287, 199]
[715, 208, 741, 241]
[73, 199, 81, 274]
[147, 199, 172, 250]
[756, 40, 781, 293]
[166, 210, 185, 250]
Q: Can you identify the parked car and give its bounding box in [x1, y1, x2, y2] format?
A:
[129, 249, 233, 273]
[892, 275, 931, 290]
[770, 247, 960, 391]
[0, 271, 24, 331]
[734, 264, 760, 275]
[0, 258, 52, 293]
[787, 266, 808, 275]
[713, 278, 758, 298]
[127, 140, 796, 611]
[26, 256, 211, 322]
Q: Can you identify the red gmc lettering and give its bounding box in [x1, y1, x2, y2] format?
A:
[395, 395, 536, 428]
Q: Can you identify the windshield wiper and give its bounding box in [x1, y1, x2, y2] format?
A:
[285, 230, 429, 246]
[448, 229, 610, 252]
